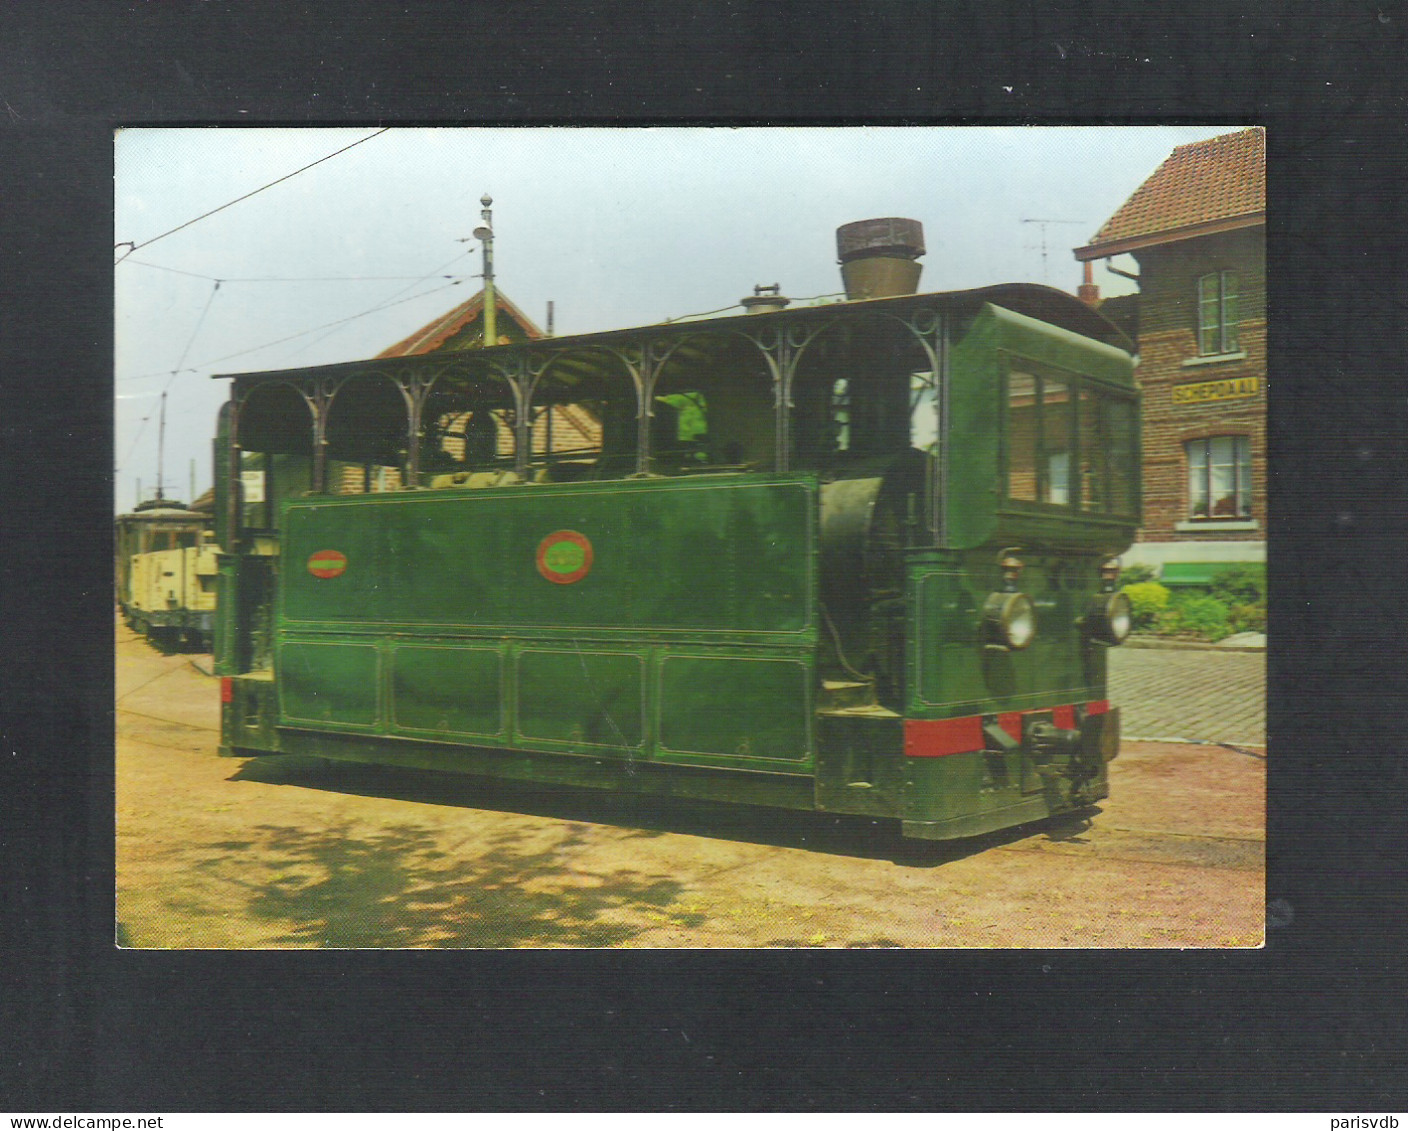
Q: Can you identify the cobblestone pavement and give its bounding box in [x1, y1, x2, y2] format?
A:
[1109, 646, 1266, 747]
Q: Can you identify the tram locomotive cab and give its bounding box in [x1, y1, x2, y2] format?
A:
[213, 228, 1138, 843]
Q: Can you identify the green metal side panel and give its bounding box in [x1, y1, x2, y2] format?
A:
[212, 403, 231, 550]
[278, 475, 816, 641]
[212, 555, 239, 676]
[908, 550, 1107, 719]
[391, 644, 504, 739]
[945, 310, 1005, 552]
[262, 476, 820, 779]
[515, 649, 645, 752]
[657, 654, 812, 765]
[278, 641, 380, 729]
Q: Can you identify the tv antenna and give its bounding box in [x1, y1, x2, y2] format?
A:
[1022, 218, 1085, 284]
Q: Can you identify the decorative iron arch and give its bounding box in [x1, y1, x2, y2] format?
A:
[224, 378, 320, 538]
[517, 342, 639, 475]
[641, 325, 786, 473]
[316, 367, 419, 492]
[229, 378, 319, 468]
[409, 354, 518, 484]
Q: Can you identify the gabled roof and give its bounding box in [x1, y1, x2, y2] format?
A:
[1075, 128, 1265, 261]
[376, 287, 545, 357]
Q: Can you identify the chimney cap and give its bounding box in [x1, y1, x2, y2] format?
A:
[837, 217, 926, 263]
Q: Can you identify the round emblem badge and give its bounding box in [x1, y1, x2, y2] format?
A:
[536, 530, 593, 584]
[307, 549, 348, 579]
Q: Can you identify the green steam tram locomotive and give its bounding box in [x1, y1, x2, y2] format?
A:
[212, 222, 1138, 842]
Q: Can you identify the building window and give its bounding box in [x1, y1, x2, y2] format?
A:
[1197, 271, 1239, 355]
[1186, 435, 1252, 519]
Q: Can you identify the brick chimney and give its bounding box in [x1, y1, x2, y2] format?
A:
[1077, 260, 1101, 306]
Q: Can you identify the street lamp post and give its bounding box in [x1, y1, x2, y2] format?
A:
[474, 194, 496, 348]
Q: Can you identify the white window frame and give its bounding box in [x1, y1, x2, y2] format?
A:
[1186, 434, 1253, 520]
[1197, 270, 1240, 356]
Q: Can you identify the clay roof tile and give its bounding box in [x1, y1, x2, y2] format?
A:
[375, 287, 544, 358]
[1082, 127, 1265, 254]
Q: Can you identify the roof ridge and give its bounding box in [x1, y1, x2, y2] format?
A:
[1169, 125, 1263, 149]
[376, 286, 545, 358]
[1078, 128, 1264, 257]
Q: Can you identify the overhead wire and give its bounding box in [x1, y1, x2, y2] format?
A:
[111, 126, 481, 492]
[168, 280, 222, 382]
[113, 267, 479, 384]
[112, 126, 480, 503]
[662, 290, 847, 323]
[273, 247, 477, 364]
[120, 260, 221, 282]
[230, 274, 472, 283]
[192, 275, 469, 371]
[119, 278, 222, 476]
[114, 127, 390, 262]
[122, 257, 472, 283]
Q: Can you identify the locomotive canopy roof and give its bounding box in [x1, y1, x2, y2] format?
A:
[215, 283, 1133, 393]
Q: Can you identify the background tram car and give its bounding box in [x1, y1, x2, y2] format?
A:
[212, 220, 1139, 843]
[116, 497, 219, 648]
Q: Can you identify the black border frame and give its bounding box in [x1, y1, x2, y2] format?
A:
[2, 0, 1403, 1112]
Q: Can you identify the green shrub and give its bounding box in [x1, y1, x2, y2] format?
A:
[1119, 564, 1159, 588]
[1229, 602, 1266, 634]
[1167, 594, 1234, 642]
[1209, 564, 1266, 606]
[1122, 581, 1170, 631]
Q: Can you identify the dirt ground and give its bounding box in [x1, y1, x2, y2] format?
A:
[116, 619, 1265, 949]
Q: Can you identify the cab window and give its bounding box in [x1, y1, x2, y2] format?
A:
[1006, 357, 1136, 514]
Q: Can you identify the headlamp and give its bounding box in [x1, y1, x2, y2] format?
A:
[1085, 590, 1132, 646]
[984, 590, 1037, 650]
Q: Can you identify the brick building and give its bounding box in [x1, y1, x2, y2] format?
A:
[1075, 127, 1265, 583]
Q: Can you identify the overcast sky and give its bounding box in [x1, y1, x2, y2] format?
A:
[114, 125, 1241, 512]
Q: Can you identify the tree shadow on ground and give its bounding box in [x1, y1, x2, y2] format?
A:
[231, 757, 1099, 870]
[191, 818, 696, 948]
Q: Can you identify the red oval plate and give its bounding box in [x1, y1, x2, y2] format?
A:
[307, 549, 348, 579]
[536, 530, 593, 584]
